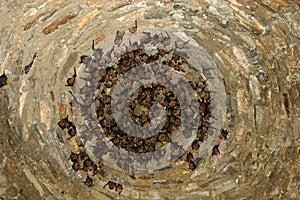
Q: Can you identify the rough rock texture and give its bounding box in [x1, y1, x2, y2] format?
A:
[0, 0, 299, 199]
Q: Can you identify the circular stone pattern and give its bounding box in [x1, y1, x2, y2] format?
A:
[72, 27, 226, 173]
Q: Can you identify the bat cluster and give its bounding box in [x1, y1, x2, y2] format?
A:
[60, 20, 220, 194]
[57, 116, 77, 139]
[103, 181, 123, 195]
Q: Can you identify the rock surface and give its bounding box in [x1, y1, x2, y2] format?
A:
[0, 0, 299, 199]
